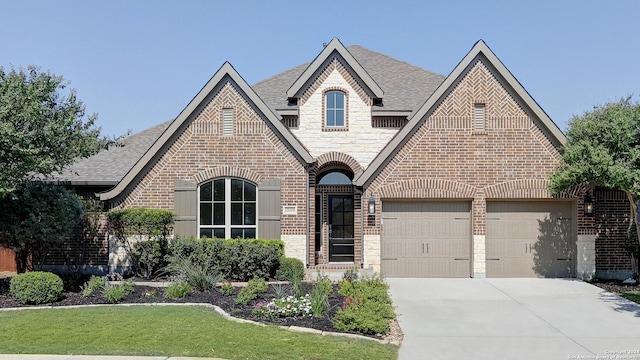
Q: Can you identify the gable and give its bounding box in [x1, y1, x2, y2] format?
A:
[299, 57, 371, 106]
[99, 62, 313, 202]
[355, 40, 566, 187]
[287, 37, 383, 101]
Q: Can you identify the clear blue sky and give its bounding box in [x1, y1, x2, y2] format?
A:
[2, 0, 638, 137]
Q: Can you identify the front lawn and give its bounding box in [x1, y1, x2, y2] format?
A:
[620, 291, 640, 304]
[0, 305, 397, 359]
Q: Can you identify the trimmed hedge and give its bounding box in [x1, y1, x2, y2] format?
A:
[9, 271, 64, 305]
[168, 237, 284, 281]
[276, 257, 306, 282]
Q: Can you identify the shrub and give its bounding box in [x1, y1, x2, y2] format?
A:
[310, 276, 333, 317]
[107, 208, 174, 279]
[333, 274, 394, 335]
[82, 275, 107, 296]
[166, 281, 191, 299]
[131, 238, 169, 280]
[165, 252, 223, 291]
[167, 237, 283, 281]
[9, 271, 64, 305]
[342, 266, 360, 282]
[276, 257, 306, 282]
[333, 300, 392, 335]
[220, 281, 235, 296]
[102, 280, 135, 304]
[235, 277, 267, 305]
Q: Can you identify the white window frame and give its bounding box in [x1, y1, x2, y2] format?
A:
[198, 178, 257, 239]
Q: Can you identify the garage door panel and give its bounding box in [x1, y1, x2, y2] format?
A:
[382, 201, 471, 278]
[486, 201, 575, 278]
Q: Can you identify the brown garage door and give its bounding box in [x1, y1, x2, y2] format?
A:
[381, 201, 471, 277]
[486, 201, 575, 277]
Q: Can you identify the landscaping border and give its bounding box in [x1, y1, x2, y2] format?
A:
[0, 302, 400, 345]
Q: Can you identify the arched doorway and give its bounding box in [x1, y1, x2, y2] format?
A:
[314, 168, 356, 263]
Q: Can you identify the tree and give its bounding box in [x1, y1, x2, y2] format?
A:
[0, 65, 120, 192]
[550, 96, 640, 276]
[0, 182, 83, 273]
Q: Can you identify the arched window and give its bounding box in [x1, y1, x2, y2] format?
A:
[199, 178, 256, 239]
[317, 171, 352, 185]
[325, 91, 345, 127]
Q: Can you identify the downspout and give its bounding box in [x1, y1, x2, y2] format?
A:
[354, 186, 364, 268]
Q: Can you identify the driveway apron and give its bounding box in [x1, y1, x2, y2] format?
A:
[387, 278, 640, 360]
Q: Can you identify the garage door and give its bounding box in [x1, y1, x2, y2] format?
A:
[381, 201, 471, 277]
[486, 201, 575, 277]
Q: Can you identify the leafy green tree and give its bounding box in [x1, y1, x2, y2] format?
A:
[550, 96, 640, 275]
[0, 182, 83, 273]
[0, 65, 120, 192]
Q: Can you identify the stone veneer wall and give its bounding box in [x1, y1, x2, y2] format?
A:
[293, 58, 398, 170]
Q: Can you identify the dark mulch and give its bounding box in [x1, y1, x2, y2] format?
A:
[590, 279, 640, 295]
[0, 279, 361, 337]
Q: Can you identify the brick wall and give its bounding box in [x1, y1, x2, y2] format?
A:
[366, 58, 564, 236]
[115, 81, 308, 236]
[594, 188, 633, 272]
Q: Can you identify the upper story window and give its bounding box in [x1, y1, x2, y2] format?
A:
[199, 178, 256, 239]
[325, 91, 345, 127]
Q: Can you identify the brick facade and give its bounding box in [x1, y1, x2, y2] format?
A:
[116, 82, 308, 237]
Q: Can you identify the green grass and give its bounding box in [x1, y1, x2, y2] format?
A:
[0, 305, 397, 360]
[620, 291, 640, 304]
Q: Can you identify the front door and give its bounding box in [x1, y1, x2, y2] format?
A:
[328, 195, 354, 262]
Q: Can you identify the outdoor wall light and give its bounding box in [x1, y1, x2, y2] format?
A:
[368, 195, 376, 215]
[584, 195, 594, 216]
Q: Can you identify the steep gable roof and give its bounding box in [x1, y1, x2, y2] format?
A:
[252, 43, 445, 117]
[354, 40, 567, 187]
[286, 37, 384, 100]
[99, 62, 314, 201]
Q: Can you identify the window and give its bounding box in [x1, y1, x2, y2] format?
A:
[199, 178, 256, 239]
[325, 91, 345, 127]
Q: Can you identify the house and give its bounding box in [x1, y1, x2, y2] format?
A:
[49, 38, 634, 280]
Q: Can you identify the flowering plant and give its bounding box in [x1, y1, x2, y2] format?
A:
[342, 297, 361, 309]
[220, 281, 235, 296]
[142, 288, 157, 297]
[253, 294, 312, 318]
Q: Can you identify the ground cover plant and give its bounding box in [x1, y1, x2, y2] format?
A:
[0, 305, 397, 359]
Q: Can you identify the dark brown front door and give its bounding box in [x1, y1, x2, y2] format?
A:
[328, 195, 354, 262]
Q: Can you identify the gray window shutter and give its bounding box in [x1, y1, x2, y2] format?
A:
[174, 179, 197, 238]
[258, 178, 281, 240]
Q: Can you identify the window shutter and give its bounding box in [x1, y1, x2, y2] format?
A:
[174, 179, 197, 237]
[258, 178, 281, 240]
[474, 103, 485, 132]
[222, 108, 233, 136]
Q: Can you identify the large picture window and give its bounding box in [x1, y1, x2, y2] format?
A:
[325, 91, 345, 127]
[199, 178, 256, 239]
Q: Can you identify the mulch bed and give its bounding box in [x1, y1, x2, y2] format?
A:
[590, 279, 640, 295]
[0, 278, 381, 339]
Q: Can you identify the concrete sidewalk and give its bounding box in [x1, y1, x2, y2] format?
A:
[388, 278, 640, 360]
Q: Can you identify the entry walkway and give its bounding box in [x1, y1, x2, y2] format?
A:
[387, 278, 640, 360]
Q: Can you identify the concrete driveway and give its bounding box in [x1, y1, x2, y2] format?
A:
[387, 278, 640, 360]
